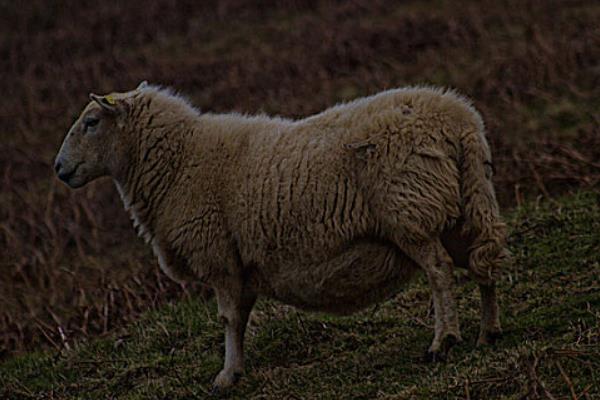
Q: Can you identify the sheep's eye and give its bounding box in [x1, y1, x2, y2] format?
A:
[83, 117, 99, 131]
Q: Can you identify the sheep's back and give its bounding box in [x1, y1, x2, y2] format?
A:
[227, 86, 478, 288]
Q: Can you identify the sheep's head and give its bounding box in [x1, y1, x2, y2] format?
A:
[54, 82, 146, 188]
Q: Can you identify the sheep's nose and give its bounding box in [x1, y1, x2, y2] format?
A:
[54, 160, 62, 174]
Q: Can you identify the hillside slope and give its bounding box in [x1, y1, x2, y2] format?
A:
[1, 192, 599, 399]
[2, 0, 599, 358]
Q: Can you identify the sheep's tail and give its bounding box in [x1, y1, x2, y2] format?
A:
[459, 113, 510, 284]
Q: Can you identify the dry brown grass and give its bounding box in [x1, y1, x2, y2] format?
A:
[1, 0, 599, 357]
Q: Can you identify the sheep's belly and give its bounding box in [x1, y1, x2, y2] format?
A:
[259, 240, 418, 315]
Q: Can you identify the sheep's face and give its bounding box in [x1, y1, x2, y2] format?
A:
[54, 93, 130, 189]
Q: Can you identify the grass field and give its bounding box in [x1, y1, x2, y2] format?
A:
[1, 192, 598, 398]
[1, 0, 599, 397]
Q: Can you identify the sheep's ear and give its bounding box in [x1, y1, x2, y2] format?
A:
[89, 93, 119, 113]
[137, 81, 148, 90]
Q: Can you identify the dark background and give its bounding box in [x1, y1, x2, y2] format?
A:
[1, 0, 599, 357]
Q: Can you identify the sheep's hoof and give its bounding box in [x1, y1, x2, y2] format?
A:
[424, 334, 460, 363]
[424, 349, 446, 363]
[477, 329, 502, 346]
[211, 370, 242, 395]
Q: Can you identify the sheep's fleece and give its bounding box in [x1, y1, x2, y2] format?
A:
[55, 83, 509, 389]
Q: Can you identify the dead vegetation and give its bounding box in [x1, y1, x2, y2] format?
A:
[0, 0, 599, 357]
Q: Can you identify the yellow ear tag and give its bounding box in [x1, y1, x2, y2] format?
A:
[105, 95, 116, 105]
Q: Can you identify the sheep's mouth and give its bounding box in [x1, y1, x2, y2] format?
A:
[58, 162, 84, 187]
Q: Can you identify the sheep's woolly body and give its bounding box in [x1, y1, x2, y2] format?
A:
[114, 85, 507, 313]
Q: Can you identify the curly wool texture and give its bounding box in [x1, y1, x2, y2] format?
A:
[114, 85, 507, 312]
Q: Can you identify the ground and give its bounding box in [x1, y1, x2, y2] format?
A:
[2, 192, 598, 399]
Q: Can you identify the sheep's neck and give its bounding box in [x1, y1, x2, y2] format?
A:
[113, 128, 185, 244]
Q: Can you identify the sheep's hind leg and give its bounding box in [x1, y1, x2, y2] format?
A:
[397, 239, 462, 361]
[443, 227, 502, 346]
[212, 285, 256, 392]
[477, 282, 502, 346]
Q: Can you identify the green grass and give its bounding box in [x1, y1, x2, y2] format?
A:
[1, 192, 599, 399]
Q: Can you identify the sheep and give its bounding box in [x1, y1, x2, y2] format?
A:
[54, 81, 509, 391]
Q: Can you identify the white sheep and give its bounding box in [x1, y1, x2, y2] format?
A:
[55, 82, 509, 390]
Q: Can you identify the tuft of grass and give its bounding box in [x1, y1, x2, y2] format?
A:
[1, 192, 598, 399]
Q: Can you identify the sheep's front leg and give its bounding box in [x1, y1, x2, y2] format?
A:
[212, 286, 256, 392]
